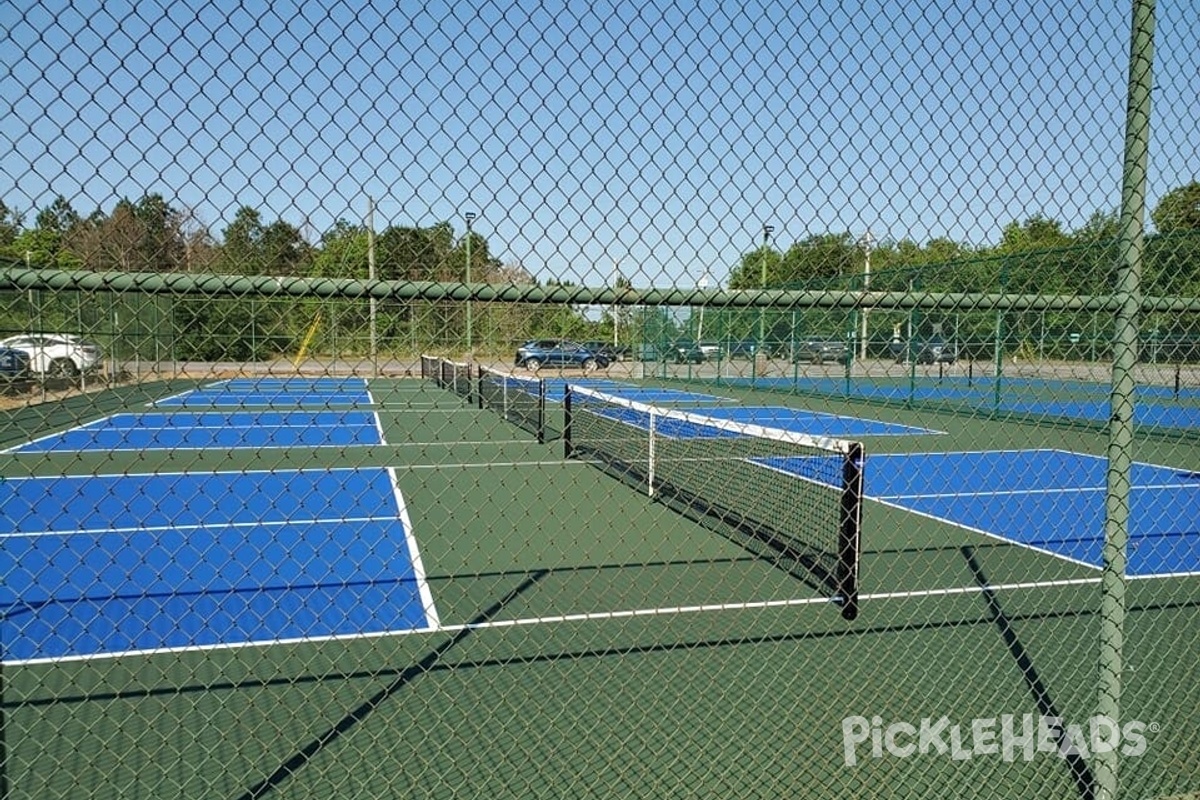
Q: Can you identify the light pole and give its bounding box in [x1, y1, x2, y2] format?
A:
[367, 197, 377, 369]
[464, 210, 476, 354]
[759, 224, 774, 355]
[612, 259, 620, 347]
[859, 229, 874, 360]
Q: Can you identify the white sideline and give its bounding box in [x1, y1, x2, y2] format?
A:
[8, 573, 1196, 667]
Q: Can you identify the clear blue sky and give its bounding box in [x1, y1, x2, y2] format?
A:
[3, 0, 1197, 288]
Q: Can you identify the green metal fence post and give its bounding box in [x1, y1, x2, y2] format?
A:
[1096, 2, 1155, 799]
[993, 266, 1007, 414]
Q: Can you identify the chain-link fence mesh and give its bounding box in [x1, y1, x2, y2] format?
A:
[2, 2, 1198, 798]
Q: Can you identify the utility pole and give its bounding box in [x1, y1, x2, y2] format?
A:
[612, 260, 620, 347]
[860, 229, 874, 360]
[758, 224, 774, 355]
[464, 210, 476, 354]
[367, 197, 377, 369]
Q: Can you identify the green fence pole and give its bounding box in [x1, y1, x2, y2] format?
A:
[993, 268, 1006, 414]
[1096, 2, 1154, 799]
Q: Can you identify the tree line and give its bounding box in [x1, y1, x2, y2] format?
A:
[1, 182, 1197, 359]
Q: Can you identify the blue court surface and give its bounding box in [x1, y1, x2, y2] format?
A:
[540, 377, 632, 402]
[997, 399, 1200, 429]
[155, 377, 373, 408]
[0, 468, 436, 662]
[736, 376, 1200, 430]
[866, 449, 1200, 577]
[7, 410, 383, 453]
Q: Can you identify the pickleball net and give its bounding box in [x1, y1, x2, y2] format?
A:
[420, 354, 441, 385]
[477, 366, 547, 443]
[563, 384, 865, 619]
[429, 358, 473, 402]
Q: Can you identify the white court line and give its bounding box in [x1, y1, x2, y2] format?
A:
[376, 406, 496, 413]
[866, 494, 1103, 571]
[374, 402, 472, 408]
[399, 459, 590, 470]
[148, 386, 207, 406]
[864, 448, 1200, 570]
[387, 465, 440, 630]
[10, 572, 1197, 666]
[1, 414, 388, 455]
[380, 438, 549, 447]
[367, 385, 387, 444]
[0, 463, 553, 483]
[0, 414, 112, 454]
[875, 482, 1200, 502]
[0, 514, 403, 540]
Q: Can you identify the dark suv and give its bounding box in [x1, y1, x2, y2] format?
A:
[0, 345, 32, 391]
[515, 340, 611, 372]
[673, 341, 706, 364]
[794, 339, 851, 365]
[914, 340, 957, 364]
[582, 341, 623, 362]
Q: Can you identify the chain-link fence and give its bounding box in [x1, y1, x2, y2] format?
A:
[2, 2, 1198, 798]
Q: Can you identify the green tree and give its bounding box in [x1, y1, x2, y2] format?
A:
[63, 194, 187, 272]
[216, 206, 310, 275]
[371, 222, 466, 349]
[997, 215, 1070, 253]
[7, 195, 83, 267]
[0, 201, 22, 250]
[1151, 181, 1200, 234]
[779, 233, 860, 286]
[313, 220, 369, 278]
[219, 207, 267, 274]
[727, 244, 782, 289]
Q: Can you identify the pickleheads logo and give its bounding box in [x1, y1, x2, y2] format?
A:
[841, 714, 1154, 767]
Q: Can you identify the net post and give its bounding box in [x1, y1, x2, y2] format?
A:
[838, 441, 865, 620]
[476, 365, 486, 410]
[562, 385, 574, 458]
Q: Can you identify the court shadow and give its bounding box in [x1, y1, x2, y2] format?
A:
[229, 569, 548, 800]
[961, 545, 1094, 800]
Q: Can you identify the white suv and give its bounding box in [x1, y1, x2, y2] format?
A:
[0, 334, 103, 377]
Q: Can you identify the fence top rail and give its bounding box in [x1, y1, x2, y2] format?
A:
[3, 265, 1198, 313]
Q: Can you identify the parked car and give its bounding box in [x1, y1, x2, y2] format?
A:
[673, 341, 706, 364]
[0, 345, 32, 383]
[793, 339, 851, 365]
[635, 344, 661, 362]
[914, 339, 958, 364]
[725, 340, 757, 359]
[582, 341, 623, 362]
[0, 333, 103, 377]
[515, 340, 610, 372]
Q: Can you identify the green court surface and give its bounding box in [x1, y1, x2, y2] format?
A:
[2, 375, 1198, 799]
